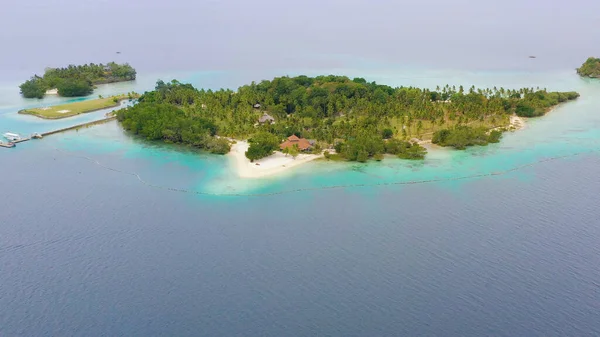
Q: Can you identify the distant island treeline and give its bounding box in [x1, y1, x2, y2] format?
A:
[577, 57, 600, 78]
[19, 62, 136, 99]
[116, 75, 579, 162]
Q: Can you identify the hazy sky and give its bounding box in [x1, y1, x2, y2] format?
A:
[1, 0, 599, 79]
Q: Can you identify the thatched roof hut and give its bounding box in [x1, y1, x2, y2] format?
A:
[258, 113, 275, 124]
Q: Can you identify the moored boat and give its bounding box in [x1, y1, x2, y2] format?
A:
[3, 132, 22, 141]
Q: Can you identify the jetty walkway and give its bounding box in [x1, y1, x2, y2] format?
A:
[1, 116, 116, 149]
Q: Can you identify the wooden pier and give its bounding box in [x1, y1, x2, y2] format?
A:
[40, 116, 116, 137]
[1, 116, 116, 149]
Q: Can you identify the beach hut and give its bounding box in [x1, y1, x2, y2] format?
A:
[258, 113, 275, 124]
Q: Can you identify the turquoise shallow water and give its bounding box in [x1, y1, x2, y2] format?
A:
[3, 0, 600, 334]
[3, 66, 597, 196]
[2, 66, 600, 336]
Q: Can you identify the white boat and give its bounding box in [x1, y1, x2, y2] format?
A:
[3, 132, 22, 141]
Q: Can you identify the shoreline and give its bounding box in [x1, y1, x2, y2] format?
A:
[509, 114, 525, 131]
[228, 140, 322, 179]
[417, 114, 526, 146]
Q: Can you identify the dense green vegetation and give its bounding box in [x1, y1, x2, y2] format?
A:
[56, 79, 94, 97]
[116, 76, 579, 160]
[116, 102, 230, 154]
[19, 77, 46, 99]
[514, 91, 579, 117]
[335, 134, 386, 162]
[432, 126, 502, 149]
[332, 136, 427, 162]
[19, 62, 136, 98]
[577, 57, 600, 78]
[385, 139, 428, 160]
[246, 132, 281, 161]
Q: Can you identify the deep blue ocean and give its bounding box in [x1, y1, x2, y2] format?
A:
[2, 0, 600, 335]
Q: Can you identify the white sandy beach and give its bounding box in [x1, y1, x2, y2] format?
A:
[509, 114, 525, 131]
[228, 140, 322, 178]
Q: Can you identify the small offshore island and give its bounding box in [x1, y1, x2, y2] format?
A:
[19, 62, 136, 99]
[113, 76, 579, 178]
[577, 57, 600, 78]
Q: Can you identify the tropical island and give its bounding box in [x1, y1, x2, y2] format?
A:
[577, 57, 600, 78]
[19, 93, 139, 119]
[19, 62, 136, 99]
[115, 75, 579, 176]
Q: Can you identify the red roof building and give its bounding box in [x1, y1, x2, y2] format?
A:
[280, 135, 312, 151]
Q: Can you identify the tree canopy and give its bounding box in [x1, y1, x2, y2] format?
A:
[384, 139, 428, 159]
[514, 91, 579, 117]
[56, 79, 94, 97]
[115, 76, 579, 159]
[577, 57, 600, 78]
[19, 77, 46, 99]
[246, 132, 280, 161]
[432, 126, 503, 149]
[116, 101, 230, 154]
[19, 62, 136, 98]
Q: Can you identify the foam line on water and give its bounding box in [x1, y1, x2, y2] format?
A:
[52, 147, 600, 198]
